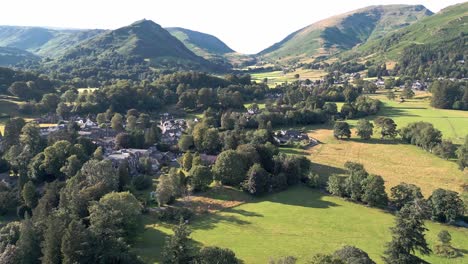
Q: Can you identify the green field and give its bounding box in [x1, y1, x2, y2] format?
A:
[133, 186, 468, 264]
[251, 69, 326, 88]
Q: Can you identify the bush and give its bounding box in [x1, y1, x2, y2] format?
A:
[196, 247, 240, 264]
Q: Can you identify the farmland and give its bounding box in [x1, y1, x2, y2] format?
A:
[251, 69, 326, 87]
[133, 186, 468, 264]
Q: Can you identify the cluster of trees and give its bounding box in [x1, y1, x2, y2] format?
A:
[333, 117, 397, 140]
[325, 162, 465, 223]
[400, 122, 467, 163]
[270, 245, 376, 264]
[327, 162, 388, 207]
[395, 37, 467, 79]
[430, 80, 467, 110]
[0, 67, 55, 99]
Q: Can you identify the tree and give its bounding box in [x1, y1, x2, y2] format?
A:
[156, 169, 185, 207]
[115, 132, 131, 149]
[213, 150, 247, 186]
[96, 113, 107, 127]
[56, 102, 71, 119]
[61, 220, 94, 264]
[60, 155, 82, 178]
[307, 254, 344, 264]
[356, 119, 374, 140]
[19, 123, 42, 154]
[126, 115, 137, 131]
[162, 220, 193, 264]
[41, 214, 66, 264]
[243, 164, 270, 195]
[362, 175, 388, 208]
[269, 256, 297, 264]
[401, 87, 415, 99]
[383, 201, 431, 264]
[327, 174, 346, 197]
[333, 245, 376, 264]
[375, 117, 397, 139]
[89, 192, 142, 241]
[343, 162, 368, 201]
[16, 215, 41, 264]
[3, 117, 26, 148]
[178, 135, 194, 152]
[196, 247, 239, 264]
[111, 113, 124, 131]
[455, 135, 468, 170]
[333, 122, 351, 139]
[390, 183, 423, 210]
[427, 188, 464, 223]
[189, 165, 212, 192]
[181, 152, 193, 171]
[22, 181, 37, 208]
[433, 140, 456, 159]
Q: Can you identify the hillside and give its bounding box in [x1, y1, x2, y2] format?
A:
[258, 5, 432, 63]
[0, 26, 105, 57]
[344, 2, 468, 62]
[0, 46, 39, 66]
[58, 19, 208, 65]
[167, 27, 234, 57]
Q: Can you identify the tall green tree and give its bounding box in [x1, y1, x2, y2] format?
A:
[333, 122, 351, 139]
[16, 215, 41, 264]
[383, 201, 431, 264]
[162, 220, 193, 264]
[356, 119, 374, 140]
[61, 220, 94, 264]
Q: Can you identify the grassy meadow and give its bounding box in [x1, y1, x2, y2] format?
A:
[133, 186, 468, 264]
[251, 69, 326, 87]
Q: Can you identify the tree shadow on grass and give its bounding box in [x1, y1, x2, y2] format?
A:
[132, 223, 171, 264]
[309, 163, 347, 182]
[349, 137, 400, 145]
[259, 185, 339, 209]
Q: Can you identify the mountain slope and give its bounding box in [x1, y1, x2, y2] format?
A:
[0, 26, 105, 57]
[57, 19, 210, 68]
[0, 47, 39, 66]
[345, 2, 468, 61]
[259, 5, 432, 62]
[167, 27, 234, 57]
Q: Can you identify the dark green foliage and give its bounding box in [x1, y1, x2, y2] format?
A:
[327, 174, 346, 197]
[213, 150, 247, 186]
[156, 207, 193, 223]
[269, 256, 297, 264]
[332, 245, 376, 264]
[189, 165, 212, 192]
[0, 222, 21, 253]
[456, 135, 468, 170]
[307, 253, 344, 264]
[362, 175, 388, 208]
[195, 246, 239, 264]
[41, 214, 66, 264]
[243, 164, 270, 195]
[333, 122, 351, 139]
[21, 181, 37, 209]
[343, 162, 368, 201]
[132, 175, 153, 191]
[16, 215, 41, 264]
[356, 119, 374, 140]
[375, 117, 397, 139]
[0, 184, 17, 215]
[433, 140, 456, 159]
[430, 80, 467, 110]
[89, 191, 142, 242]
[400, 122, 442, 151]
[434, 230, 460, 258]
[427, 188, 464, 223]
[61, 220, 94, 264]
[390, 183, 423, 210]
[383, 201, 431, 264]
[162, 220, 194, 264]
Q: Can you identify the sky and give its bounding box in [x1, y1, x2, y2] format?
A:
[0, 0, 465, 54]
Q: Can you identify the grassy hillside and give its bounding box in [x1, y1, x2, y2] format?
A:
[58, 19, 210, 68]
[258, 5, 432, 63]
[133, 186, 468, 264]
[167, 27, 234, 57]
[0, 46, 39, 66]
[345, 2, 468, 61]
[0, 26, 105, 58]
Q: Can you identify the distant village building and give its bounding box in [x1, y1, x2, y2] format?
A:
[411, 81, 427, 91]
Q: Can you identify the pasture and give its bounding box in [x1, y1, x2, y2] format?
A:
[251, 69, 326, 87]
[133, 186, 468, 264]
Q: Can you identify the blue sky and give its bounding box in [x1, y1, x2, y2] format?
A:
[1, 0, 465, 53]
